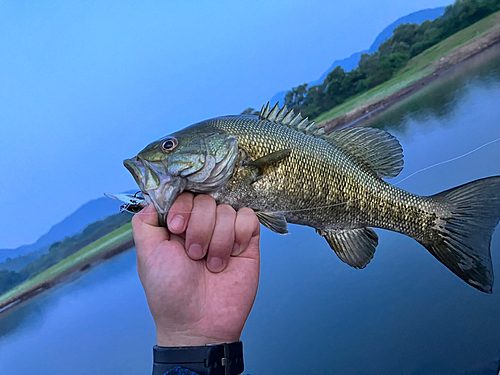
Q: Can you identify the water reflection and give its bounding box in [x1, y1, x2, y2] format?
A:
[0, 293, 46, 339]
[0, 250, 156, 375]
[369, 43, 500, 133]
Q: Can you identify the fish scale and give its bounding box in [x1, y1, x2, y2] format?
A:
[124, 103, 500, 293]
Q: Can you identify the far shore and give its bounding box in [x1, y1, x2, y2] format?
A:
[0, 227, 134, 313]
[319, 19, 500, 131]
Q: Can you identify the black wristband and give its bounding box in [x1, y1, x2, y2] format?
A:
[152, 341, 244, 375]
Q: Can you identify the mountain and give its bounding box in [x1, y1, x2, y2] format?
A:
[368, 7, 446, 54]
[0, 195, 125, 264]
[269, 6, 446, 106]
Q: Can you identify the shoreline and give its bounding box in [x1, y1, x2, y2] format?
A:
[319, 22, 500, 131]
[0, 230, 134, 313]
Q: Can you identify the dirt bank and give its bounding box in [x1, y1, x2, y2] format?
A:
[320, 24, 500, 131]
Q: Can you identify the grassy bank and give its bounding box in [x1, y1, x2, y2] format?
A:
[0, 223, 134, 311]
[315, 10, 500, 125]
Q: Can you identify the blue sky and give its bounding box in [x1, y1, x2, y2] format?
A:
[0, 0, 453, 249]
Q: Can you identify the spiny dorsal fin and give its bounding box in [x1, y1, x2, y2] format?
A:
[259, 103, 404, 179]
[319, 227, 379, 269]
[323, 127, 404, 179]
[259, 102, 317, 135]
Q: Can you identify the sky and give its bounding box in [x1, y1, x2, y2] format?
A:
[0, 0, 453, 249]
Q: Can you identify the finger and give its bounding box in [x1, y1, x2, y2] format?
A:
[167, 192, 194, 234]
[185, 195, 216, 260]
[207, 205, 236, 273]
[132, 205, 169, 262]
[232, 207, 260, 257]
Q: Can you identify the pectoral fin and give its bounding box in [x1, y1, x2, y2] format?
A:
[244, 149, 292, 184]
[319, 227, 379, 269]
[249, 149, 292, 169]
[255, 211, 289, 234]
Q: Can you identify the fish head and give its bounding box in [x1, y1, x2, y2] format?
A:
[124, 127, 239, 226]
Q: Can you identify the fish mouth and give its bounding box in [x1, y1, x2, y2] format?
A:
[123, 157, 185, 226]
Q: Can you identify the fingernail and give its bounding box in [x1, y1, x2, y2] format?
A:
[170, 215, 185, 232]
[231, 243, 240, 256]
[208, 257, 224, 273]
[188, 244, 203, 259]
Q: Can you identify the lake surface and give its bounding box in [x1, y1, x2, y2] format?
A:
[2, 47, 500, 374]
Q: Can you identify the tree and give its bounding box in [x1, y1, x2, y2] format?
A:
[240, 108, 259, 116]
[0, 270, 25, 295]
[284, 84, 309, 108]
[276, 0, 500, 120]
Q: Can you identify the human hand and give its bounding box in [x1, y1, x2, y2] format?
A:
[132, 193, 260, 347]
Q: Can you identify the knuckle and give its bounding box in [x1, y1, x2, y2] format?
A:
[179, 191, 194, 200]
[194, 194, 215, 206]
[237, 207, 259, 228]
[131, 213, 141, 227]
[238, 207, 254, 215]
[209, 240, 231, 252]
[238, 207, 257, 222]
[217, 204, 236, 215]
[172, 194, 193, 211]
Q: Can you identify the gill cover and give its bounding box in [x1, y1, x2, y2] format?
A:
[124, 132, 239, 226]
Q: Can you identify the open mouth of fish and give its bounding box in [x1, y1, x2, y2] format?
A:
[123, 157, 186, 226]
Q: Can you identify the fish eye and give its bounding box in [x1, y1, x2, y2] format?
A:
[161, 138, 178, 152]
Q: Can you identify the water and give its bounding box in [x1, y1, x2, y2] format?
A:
[2, 48, 500, 374]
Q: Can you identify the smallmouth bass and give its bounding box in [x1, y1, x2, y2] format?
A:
[124, 103, 500, 293]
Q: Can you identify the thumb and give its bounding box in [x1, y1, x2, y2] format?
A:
[132, 204, 169, 261]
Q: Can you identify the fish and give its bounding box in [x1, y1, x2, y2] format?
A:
[124, 103, 500, 293]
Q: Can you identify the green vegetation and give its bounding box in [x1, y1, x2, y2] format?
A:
[0, 223, 133, 307]
[0, 212, 132, 297]
[283, 0, 500, 122]
[0, 247, 48, 272]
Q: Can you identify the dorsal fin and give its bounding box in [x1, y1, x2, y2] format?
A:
[323, 127, 404, 179]
[258, 103, 404, 179]
[259, 102, 320, 135]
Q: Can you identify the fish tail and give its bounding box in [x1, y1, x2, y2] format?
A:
[422, 176, 500, 293]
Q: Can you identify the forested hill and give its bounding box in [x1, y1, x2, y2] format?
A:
[0, 211, 132, 296]
[314, 7, 446, 84]
[282, 0, 500, 120]
[269, 6, 446, 106]
[0, 196, 123, 263]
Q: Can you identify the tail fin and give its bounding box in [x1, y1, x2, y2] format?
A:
[424, 176, 500, 293]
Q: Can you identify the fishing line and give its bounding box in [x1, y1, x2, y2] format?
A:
[393, 136, 500, 186]
[276, 135, 500, 214]
[266, 135, 500, 214]
[129, 135, 500, 216]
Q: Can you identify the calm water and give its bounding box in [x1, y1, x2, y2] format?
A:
[2, 49, 500, 374]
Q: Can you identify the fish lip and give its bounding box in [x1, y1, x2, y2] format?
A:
[123, 156, 184, 225]
[124, 157, 166, 190]
[123, 157, 145, 190]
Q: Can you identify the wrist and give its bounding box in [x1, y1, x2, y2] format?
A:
[156, 329, 241, 347]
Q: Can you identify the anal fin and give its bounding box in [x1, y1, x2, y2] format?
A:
[256, 211, 289, 234]
[320, 228, 379, 269]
